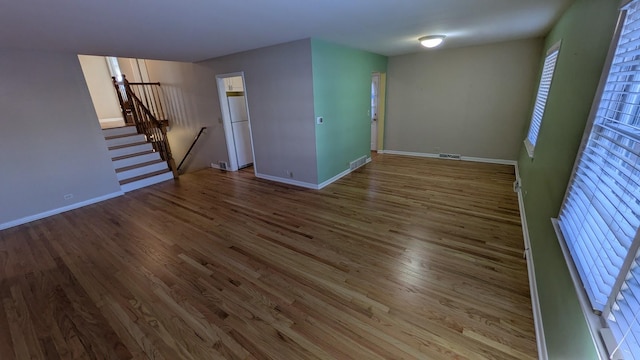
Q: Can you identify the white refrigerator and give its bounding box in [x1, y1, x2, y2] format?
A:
[227, 94, 253, 169]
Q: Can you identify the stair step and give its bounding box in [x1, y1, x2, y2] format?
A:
[120, 170, 174, 193]
[109, 142, 153, 159]
[104, 132, 138, 140]
[108, 141, 148, 151]
[102, 125, 175, 193]
[117, 161, 169, 181]
[111, 150, 155, 161]
[112, 151, 162, 169]
[116, 159, 165, 173]
[102, 125, 137, 138]
[105, 134, 147, 148]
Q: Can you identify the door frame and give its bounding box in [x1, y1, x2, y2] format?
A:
[215, 72, 257, 173]
[373, 72, 387, 152]
[371, 73, 380, 151]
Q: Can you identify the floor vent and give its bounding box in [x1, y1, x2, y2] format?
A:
[349, 156, 368, 171]
[218, 161, 228, 170]
[438, 153, 461, 160]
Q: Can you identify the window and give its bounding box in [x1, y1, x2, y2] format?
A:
[555, 1, 640, 358]
[524, 42, 561, 157]
[105, 56, 123, 82]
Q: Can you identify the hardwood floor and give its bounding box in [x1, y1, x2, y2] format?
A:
[0, 154, 536, 359]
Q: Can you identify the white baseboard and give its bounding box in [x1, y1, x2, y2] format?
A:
[318, 168, 351, 189]
[256, 156, 372, 190]
[99, 117, 125, 123]
[0, 191, 124, 231]
[317, 156, 372, 189]
[380, 150, 517, 166]
[255, 173, 318, 189]
[514, 164, 548, 360]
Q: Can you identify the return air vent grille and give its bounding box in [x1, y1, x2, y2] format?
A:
[349, 156, 368, 170]
[438, 153, 461, 160]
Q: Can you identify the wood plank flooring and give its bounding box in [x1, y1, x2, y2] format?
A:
[0, 154, 536, 359]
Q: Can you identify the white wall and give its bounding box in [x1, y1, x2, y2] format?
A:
[143, 59, 228, 172]
[200, 39, 318, 184]
[385, 38, 543, 160]
[0, 49, 121, 226]
[78, 55, 122, 121]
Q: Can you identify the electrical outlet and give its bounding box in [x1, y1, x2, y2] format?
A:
[316, 116, 324, 125]
[64, 194, 73, 200]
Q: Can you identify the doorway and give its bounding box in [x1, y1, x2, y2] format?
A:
[370, 72, 386, 152]
[216, 73, 256, 173]
[371, 73, 380, 150]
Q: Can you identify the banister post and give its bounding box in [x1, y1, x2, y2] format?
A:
[112, 76, 129, 124]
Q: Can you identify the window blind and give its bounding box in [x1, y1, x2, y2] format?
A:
[557, 1, 640, 358]
[525, 46, 560, 156]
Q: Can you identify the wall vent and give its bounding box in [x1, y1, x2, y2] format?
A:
[218, 161, 228, 170]
[438, 153, 461, 160]
[349, 156, 368, 171]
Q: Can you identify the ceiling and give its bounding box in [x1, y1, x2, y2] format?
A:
[0, 0, 573, 62]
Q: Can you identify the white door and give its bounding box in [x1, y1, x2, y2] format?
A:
[371, 119, 377, 150]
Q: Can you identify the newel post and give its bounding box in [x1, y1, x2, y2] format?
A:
[112, 76, 129, 124]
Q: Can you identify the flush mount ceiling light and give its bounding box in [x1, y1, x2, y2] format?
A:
[419, 35, 446, 48]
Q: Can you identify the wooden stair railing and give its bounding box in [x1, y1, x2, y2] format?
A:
[112, 75, 178, 179]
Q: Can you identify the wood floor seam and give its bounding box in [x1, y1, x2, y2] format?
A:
[0, 154, 536, 359]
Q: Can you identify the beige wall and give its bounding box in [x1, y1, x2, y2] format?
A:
[200, 39, 318, 184]
[143, 39, 316, 180]
[0, 49, 121, 226]
[384, 38, 544, 160]
[78, 55, 121, 121]
[143, 59, 228, 172]
[117, 58, 136, 81]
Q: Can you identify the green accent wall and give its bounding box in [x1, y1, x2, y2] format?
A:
[311, 39, 387, 183]
[517, 0, 620, 358]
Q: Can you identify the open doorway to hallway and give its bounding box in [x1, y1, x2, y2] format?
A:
[370, 72, 386, 154]
[371, 73, 379, 151]
[216, 73, 256, 173]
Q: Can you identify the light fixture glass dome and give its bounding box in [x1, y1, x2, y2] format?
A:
[419, 35, 446, 48]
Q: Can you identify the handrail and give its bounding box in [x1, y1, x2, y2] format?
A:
[112, 75, 178, 179]
[125, 80, 166, 122]
[177, 127, 207, 173]
[125, 88, 161, 127]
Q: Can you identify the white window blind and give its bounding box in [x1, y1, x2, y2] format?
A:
[525, 44, 560, 157]
[557, 1, 640, 358]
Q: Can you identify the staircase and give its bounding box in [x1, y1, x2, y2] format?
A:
[103, 126, 174, 192]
